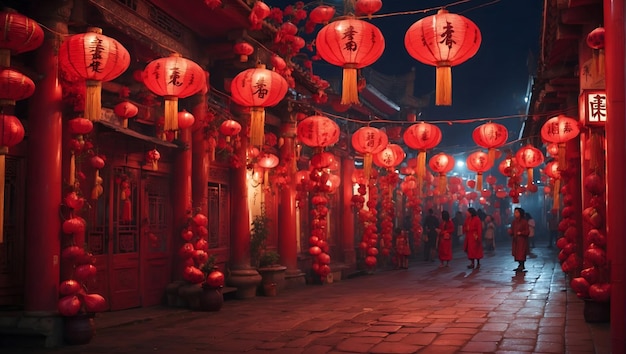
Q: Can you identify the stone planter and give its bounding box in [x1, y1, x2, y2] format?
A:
[63, 313, 95, 345]
[257, 265, 287, 295]
[200, 284, 224, 311]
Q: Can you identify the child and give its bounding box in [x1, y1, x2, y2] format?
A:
[395, 229, 411, 269]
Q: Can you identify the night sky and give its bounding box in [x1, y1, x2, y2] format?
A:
[264, 0, 544, 155]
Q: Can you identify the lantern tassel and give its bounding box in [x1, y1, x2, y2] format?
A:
[363, 153, 372, 182]
[476, 173, 483, 191]
[0, 149, 5, 243]
[69, 152, 76, 188]
[85, 80, 102, 121]
[435, 65, 452, 106]
[164, 96, 179, 132]
[558, 143, 567, 170]
[416, 150, 427, 196]
[0, 49, 10, 68]
[487, 148, 496, 167]
[341, 66, 359, 105]
[438, 174, 447, 194]
[553, 179, 561, 211]
[249, 107, 265, 147]
[589, 131, 602, 173]
[527, 168, 534, 186]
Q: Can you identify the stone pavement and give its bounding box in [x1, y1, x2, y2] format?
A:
[14, 246, 611, 353]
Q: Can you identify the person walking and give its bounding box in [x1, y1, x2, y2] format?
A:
[436, 210, 455, 267]
[484, 215, 496, 251]
[463, 207, 483, 269]
[394, 229, 410, 269]
[510, 207, 530, 272]
[423, 209, 439, 262]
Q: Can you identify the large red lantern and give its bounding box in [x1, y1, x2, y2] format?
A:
[0, 114, 24, 243]
[143, 53, 205, 133]
[515, 145, 544, 186]
[352, 127, 388, 180]
[59, 27, 130, 122]
[373, 143, 405, 169]
[405, 9, 481, 106]
[429, 153, 455, 193]
[316, 18, 385, 105]
[540, 115, 580, 167]
[403, 122, 442, 192]
[472, 122, 508, 165]
[0, 9, 44, 66]
[0, 68, 35, 107]
[466, 151, 492, 190]
[230, 64, 288, 147]
[296, 115, 340, 148]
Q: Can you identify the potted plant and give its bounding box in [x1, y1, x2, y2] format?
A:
[250, 205, 286, 295]
[199, 254, 225, 311]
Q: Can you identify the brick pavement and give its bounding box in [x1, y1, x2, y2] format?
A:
[10, 246, 611, 353]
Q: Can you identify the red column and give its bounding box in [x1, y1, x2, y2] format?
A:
[172, 121, 193, 279]
[24, 12, 65, 312]
[229, 109, 251, 269]
[278, 125, 297, 272]
[341, 157, 356, 266]
[191, 107, 209, 215]
[604, 0, 626, 350]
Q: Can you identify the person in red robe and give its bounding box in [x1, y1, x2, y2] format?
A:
[463, 207, 483, 269]
[509, 207, 530, 272]
[437, 210, 455, 267]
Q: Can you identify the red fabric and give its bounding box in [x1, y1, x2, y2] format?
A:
[510, 217, 530, 261]
[438, 220, 454, 261]
[463, 215, 483, 260]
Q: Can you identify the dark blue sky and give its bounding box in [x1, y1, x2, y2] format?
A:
[264, 0, 544, 154]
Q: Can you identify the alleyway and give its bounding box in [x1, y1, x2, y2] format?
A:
[13, 246, 610, 353]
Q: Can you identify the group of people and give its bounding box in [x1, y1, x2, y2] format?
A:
[393, 206, 537, 272]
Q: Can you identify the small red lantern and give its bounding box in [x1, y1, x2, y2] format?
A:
[540, 115, 580, 167]
[233, 41, 254, 62]
[352, 127, 388, 179]
[142, 53, 206, 132]
[68, 117, 94, 135]
[257, 152, 279, 186]
[114, 101, 138, 128]
[0, 68, 35, 107]
[405, 9, 481, 106]
[270, 55, 287, 71]
[355, 0, 382, 18]
[219, 119, 242, 142]
[0, 9, 44, 66]
[587, 27, 605, 78]
[296, 115, 340, 148]
[315, 18, 385, 104]
[373, 144, 405, 169]
[146, 148, 161, 171]
[403, 122, 442, 191]
[230, 64, 288, 146]
[177, 110, 195, 130]
[309, 5, 335, 24]
[472, 122, 508, 165]
[59, 27, 131, 121]
[429, 152, 455, 193]
[546, 143, 559, 157]
[0, 114, 24, 242]
[466, 151, 492, 190]
[249, 0, 270, 30]
[516, 145, 544, 186]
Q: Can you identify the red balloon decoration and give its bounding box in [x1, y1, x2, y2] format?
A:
[316, 18, 385, 104]
[405, 9, 481, 105]
[230, 64, 288, 146]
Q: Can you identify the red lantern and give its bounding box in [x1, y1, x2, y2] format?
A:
[405, 9, 481, 106]
[257, 153, 279, 169]
[545, 161, 560, 180]
[403, 122, 442, 192]
[0, 68, 35, 107]
[249, 0, 270, 30]
[177, 110, 195, 130]
[587, 27, 605, 77]
[373, 144, 405, 169]
[142, 53, 206, 132]
[270, 55, 287, 71]
[472, 122, 508, 165]
[113, 101, 138, 128]
[355, 0, 382, 18]
[429, 153, 455, 193]
[515, 145, 544, 186]
[316, 18, 385, 105]
[540, 115, 580, 167]
[0, 9, 44, 66]
[219, 119, 242, 142]
[59, 27, 130, 121]
[146, 148, 161, 171]
[309, 5, 335, 24]
[68, 118, 94, 135]
[352, 127, 388, 179]
[233, 41, 254, 62]
[204, 0, 222, 10]
[466, 151, 492, 190]
[230, 64, 288, 146]
[296, 115, 340, 148]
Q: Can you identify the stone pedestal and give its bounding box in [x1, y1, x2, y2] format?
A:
[226, 269, 262, 299]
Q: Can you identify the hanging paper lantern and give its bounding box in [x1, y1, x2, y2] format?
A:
[68, 117, 94, 135]
[429, 152, 455, 193]
[466, 151, 492, 190]
[146, 149, 160, 171]
[0, 9, 44, 66]
[516, 145, 544, 186]
[230, 64, 288, 147]
[309, 5, 336, 24]
[114, 101, 138, 128]
[0, 114, 24, 243]
[0, 68, 35, 107]
[546, 143, 559, 157]
[545, 161, 561, 210]
[177, 110, 195, 129]
[352, 127, 388, 180]
[249, 0, 271, 30]
[296, 115, 340, 148]
[373, 143, 405, 169]
[142, 53, 205, 133]
[59, 27, 130, 122]
[540, 115, 580, 167]
[498, 157, 519, 177]
[355, 0, 383, 18]
[219, 119, 242, 142]
[257, 152, 279, 186]
[233, 41, 254, 62]
[472, 122, 508, 165]
[270, 55, 287, 71]
[316, 18, 385, 105]
[403, 122, 442, 193]
[404, 9, 481, 106]
[586, 27, 605, 77]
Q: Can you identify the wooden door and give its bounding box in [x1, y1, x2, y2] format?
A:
[140, 173, 171, 306]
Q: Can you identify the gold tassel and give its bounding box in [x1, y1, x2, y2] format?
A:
[558, 143, 567, 170]
[476, 173, 483, 191]
[416, 150, 426, 196]
[164, 96, 179, 132]
[0, 49, 10, 67]
[0, 149, 6, 243]
[249, 107, 265, 147]
[341, 66, 359, 105]
[438, 174, 447, 194]
[527, 168, 534, 186]
[589, 131, 602, 173]
[553, 179, 561, 211]
[363, 153, 372, 181]
[487, 148, 496, 167]
[152, 160, 158, 171]
[69, 152, 76, 188]
[85, 80, 102, 121]
[435, 65, 452, 106]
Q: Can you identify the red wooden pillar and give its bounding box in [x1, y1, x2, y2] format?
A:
[341, 157, 356, 267]
[277, 123, 298, 272]
[24, 7, 66, 313]
[604, 0, 626, 350]
[191, 106, 209, 215]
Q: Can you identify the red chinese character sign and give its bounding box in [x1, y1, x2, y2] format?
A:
[403, 122, 442, 194]
[316, 18, 385, 105]
[404, 9, 481, 106]
[230, 64, 288, 147]
[466, 151, 492, 191]
[352, 126, 388, 180]
[540, 115, 580, 167]
[428, 153, 455, 193]
[472, 122, 508, 165]
[60, 27, 130, 121]
[580, 90, 607, 126]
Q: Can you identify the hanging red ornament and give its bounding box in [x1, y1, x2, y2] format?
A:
[114, 101, 138, 128]
[219, 119, 242, 142]
[403, 122, 442, 194]
[249, 0, 271, 30]
[0, 114, 24, 242]
[540, 115, 580, 168]
[472, 122, 508, 165]
[586, 27, 605, 77]
[352, 127, 388, 180]
[233, 41, 254, 62]
[177, 110, 195, 130]
[466, 151, 492, 190]
[0, 68, 35, 107]
[429, 152, 455, 193]
[373, 144, 405, 169]
[309, 5, 335, 24]
[146, 149, 161, 171]
[355, 0, 383, 19]
[0, 9, 44, 66]
[296, 115, 340, 149]
[515, 145, 544, 186]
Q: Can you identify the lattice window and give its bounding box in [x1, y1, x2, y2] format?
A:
[147, 3, 183, 39]
[146, 175, 169, 252]
[115, 0, 137, 11]
[208, 182, 229, 249]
